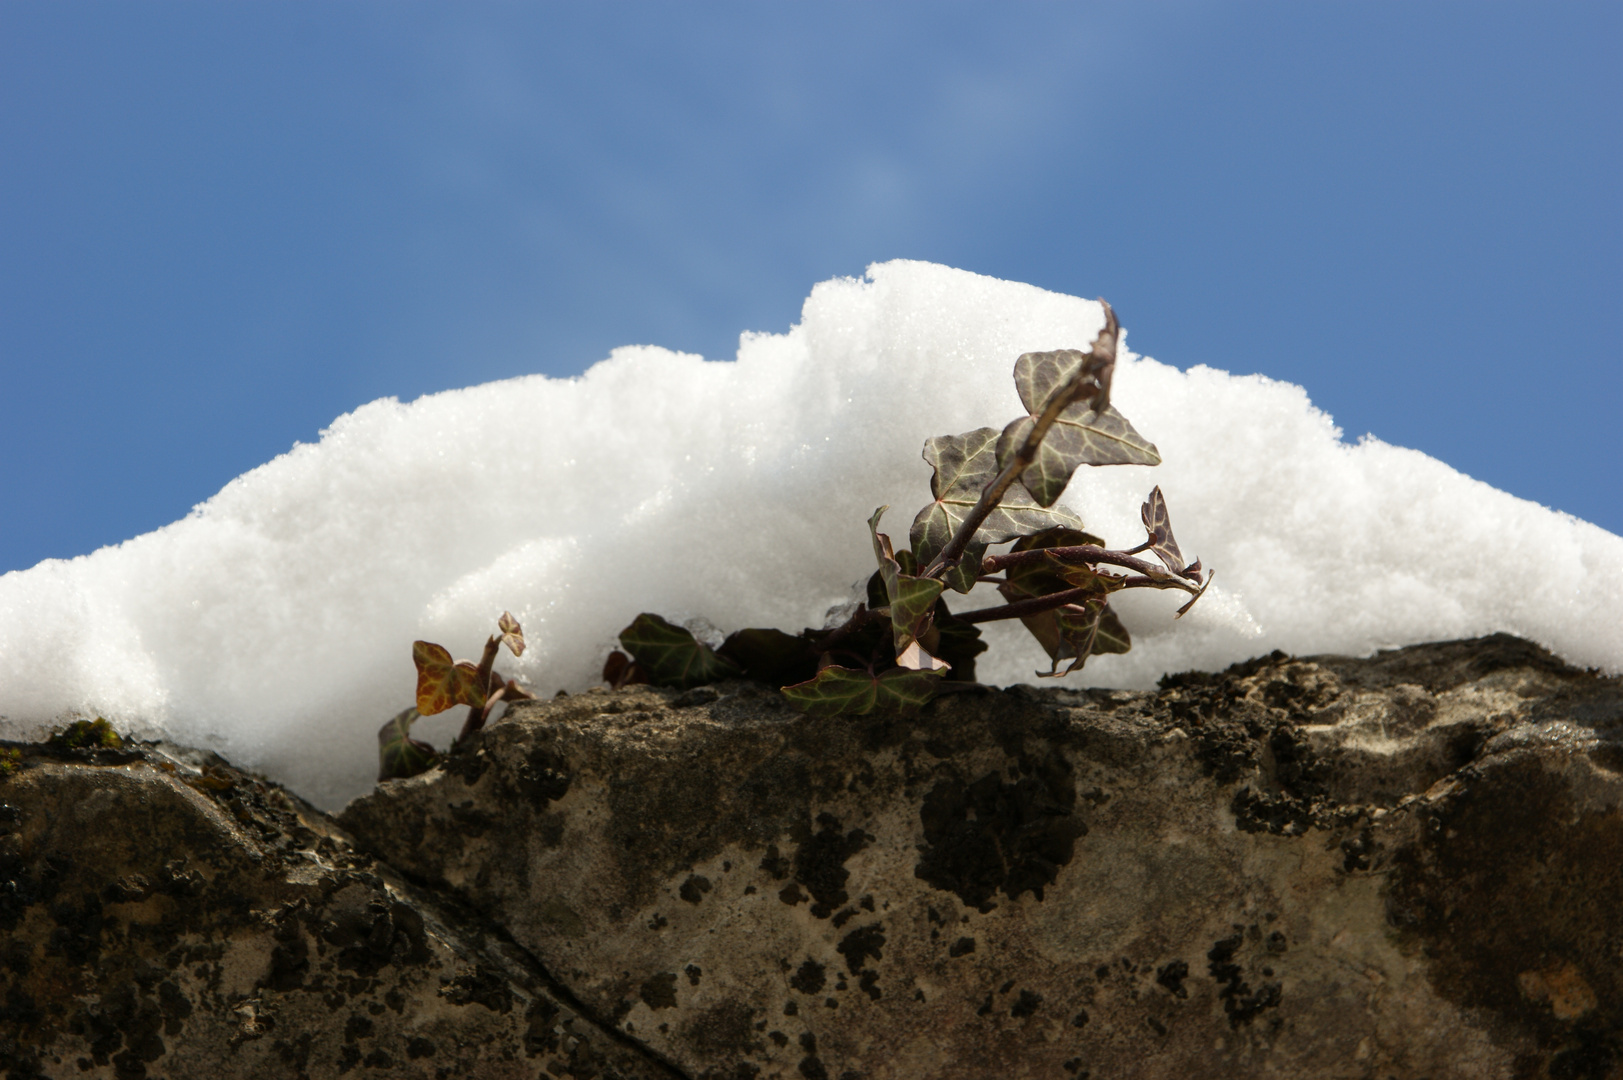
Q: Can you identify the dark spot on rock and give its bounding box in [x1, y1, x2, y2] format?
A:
[105, 873, 152, 904]
[1207, 932, 1282, 1028]
[770, 1030, 788, 1047]
[799, 1055, 829, 1080]
[836, 923, 885, 974]
[1266, 931, 1288, 954]
[680, 1000, 759, 1059]
[648, 913, 668, 930]
[1147, 1016, 1168, 1036]
[783, 1000, 798, 1016]
[975, 994, 993, 1017]
[779, 882, 806, 906]
[640, 971, 679, 1010]
[524, 998, 561, 1056]
[1340, 827, 1375, 871]
[438, 965, 514, 1013]
[264, 917, 309, 992]
[759, 845, 789, 879]
[793, 813, 871, 919]
[948, 936, 976, 958]
[685, 963, 702, 985]
[859, 895, 874, 911]
[46, 892, 104, 967]
[1062, 1058, 1084, 1074]
[1071, 1009, 1089, 1027]
[1094, 965, 1109, 982]
[337, 1044, 362, 1073]
[859, 971, 881, 1000]
[914, 754, 1082, 910]
[1155, 960, 1189, 999]
[344, 1015, 374, 1043]
[744, 885, 756, 895]
[824, 997, 837, 1009]
[406, 1036, 436, 1059]
[448, 800, 493, 836]
[831, 907, 856, 928]
[1386, 756, 1623, 1070]
[361, 1048, 393, 1068]
[680, 874, 712, 904]
[789, 959, 826, 995]
[998, 979, 1015, 994]
[515, 747, 571, 806]
[672, 686, 721, 708]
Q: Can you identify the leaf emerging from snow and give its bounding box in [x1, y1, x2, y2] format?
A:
[618, 613, 740, 690]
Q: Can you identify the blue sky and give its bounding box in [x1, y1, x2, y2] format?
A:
[2, 1, 1618, 574]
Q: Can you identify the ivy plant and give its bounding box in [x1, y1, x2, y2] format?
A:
[605, 303, 1209, 715]
[378, 612, 534, 780]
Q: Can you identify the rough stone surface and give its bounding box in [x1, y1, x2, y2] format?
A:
[337, 635, 1623, 1080]
[0, 739, 679, 1079]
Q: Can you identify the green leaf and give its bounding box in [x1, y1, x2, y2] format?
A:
[995, 346, 1160, 507]
[716, 627, 821, 687]
[618, 613, 741, 690]
[869, 507, 945, 655]
[1090, 605, 1131, 655]
[908, 429, 1086, 591]
[377, 707, 440, 782]
[780, 665, 945, 716]
[997, 407, 1161, 508]
[1139, 485, 1186, 573]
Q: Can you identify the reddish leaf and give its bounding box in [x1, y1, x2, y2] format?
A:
[413, 640, 487, 716]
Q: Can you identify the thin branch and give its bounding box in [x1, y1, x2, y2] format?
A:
[980, 544, 1200, 583]
[921, 302, 1119, 580]
[953, 575, 1197, 625]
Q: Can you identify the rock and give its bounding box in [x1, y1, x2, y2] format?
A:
[0, 739, 679, 1079]
[337, 635, 1623, 1080]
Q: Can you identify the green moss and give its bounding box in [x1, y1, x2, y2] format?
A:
[50, 717, 124, 751]
[0, 747, 20, 776]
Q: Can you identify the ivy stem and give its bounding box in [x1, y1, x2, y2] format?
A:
[921, 302, 1119, 580]
[980, 545, 1199, 583]
[953, 575, 1196, 624]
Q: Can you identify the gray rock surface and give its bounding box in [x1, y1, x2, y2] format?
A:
[3, 634, 1618, 1080]
[338, 635, 1623, 1080]
[0, 738, 679, 1079]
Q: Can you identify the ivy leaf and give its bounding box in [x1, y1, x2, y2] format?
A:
[997, 407, 1161, 508]
[908, 429, 1086, 592]
[869, 507, 944, 655]
[1026, 601, 1132, 678]
[377, 707, 440, 781]
[716, 627, 821, 687]
[995, 527, 1107, 600]
[497, 611, 526, 656]
[618, 613, 741, 690]
[994, 529, 1125, 674]
[413, 641, 487, 716]
[996, 345, 1160, 508]
[1139, 486, 1186, 574]
[780, 665, 945, 716]
[927, 602, 987, 683]
[1090, 605, 1131, 655]
[602, 650, 649, 689]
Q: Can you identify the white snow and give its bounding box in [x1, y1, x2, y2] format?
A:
[2, 261, 1618, 808]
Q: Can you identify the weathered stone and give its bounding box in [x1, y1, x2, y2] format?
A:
[339, 635, 1623, 1080]
[0, 740, 679, 1079]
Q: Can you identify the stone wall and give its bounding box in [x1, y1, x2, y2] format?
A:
[3, 635, 1619, 1079]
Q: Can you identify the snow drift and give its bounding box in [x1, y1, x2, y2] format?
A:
[2, 261, 1618, 808]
